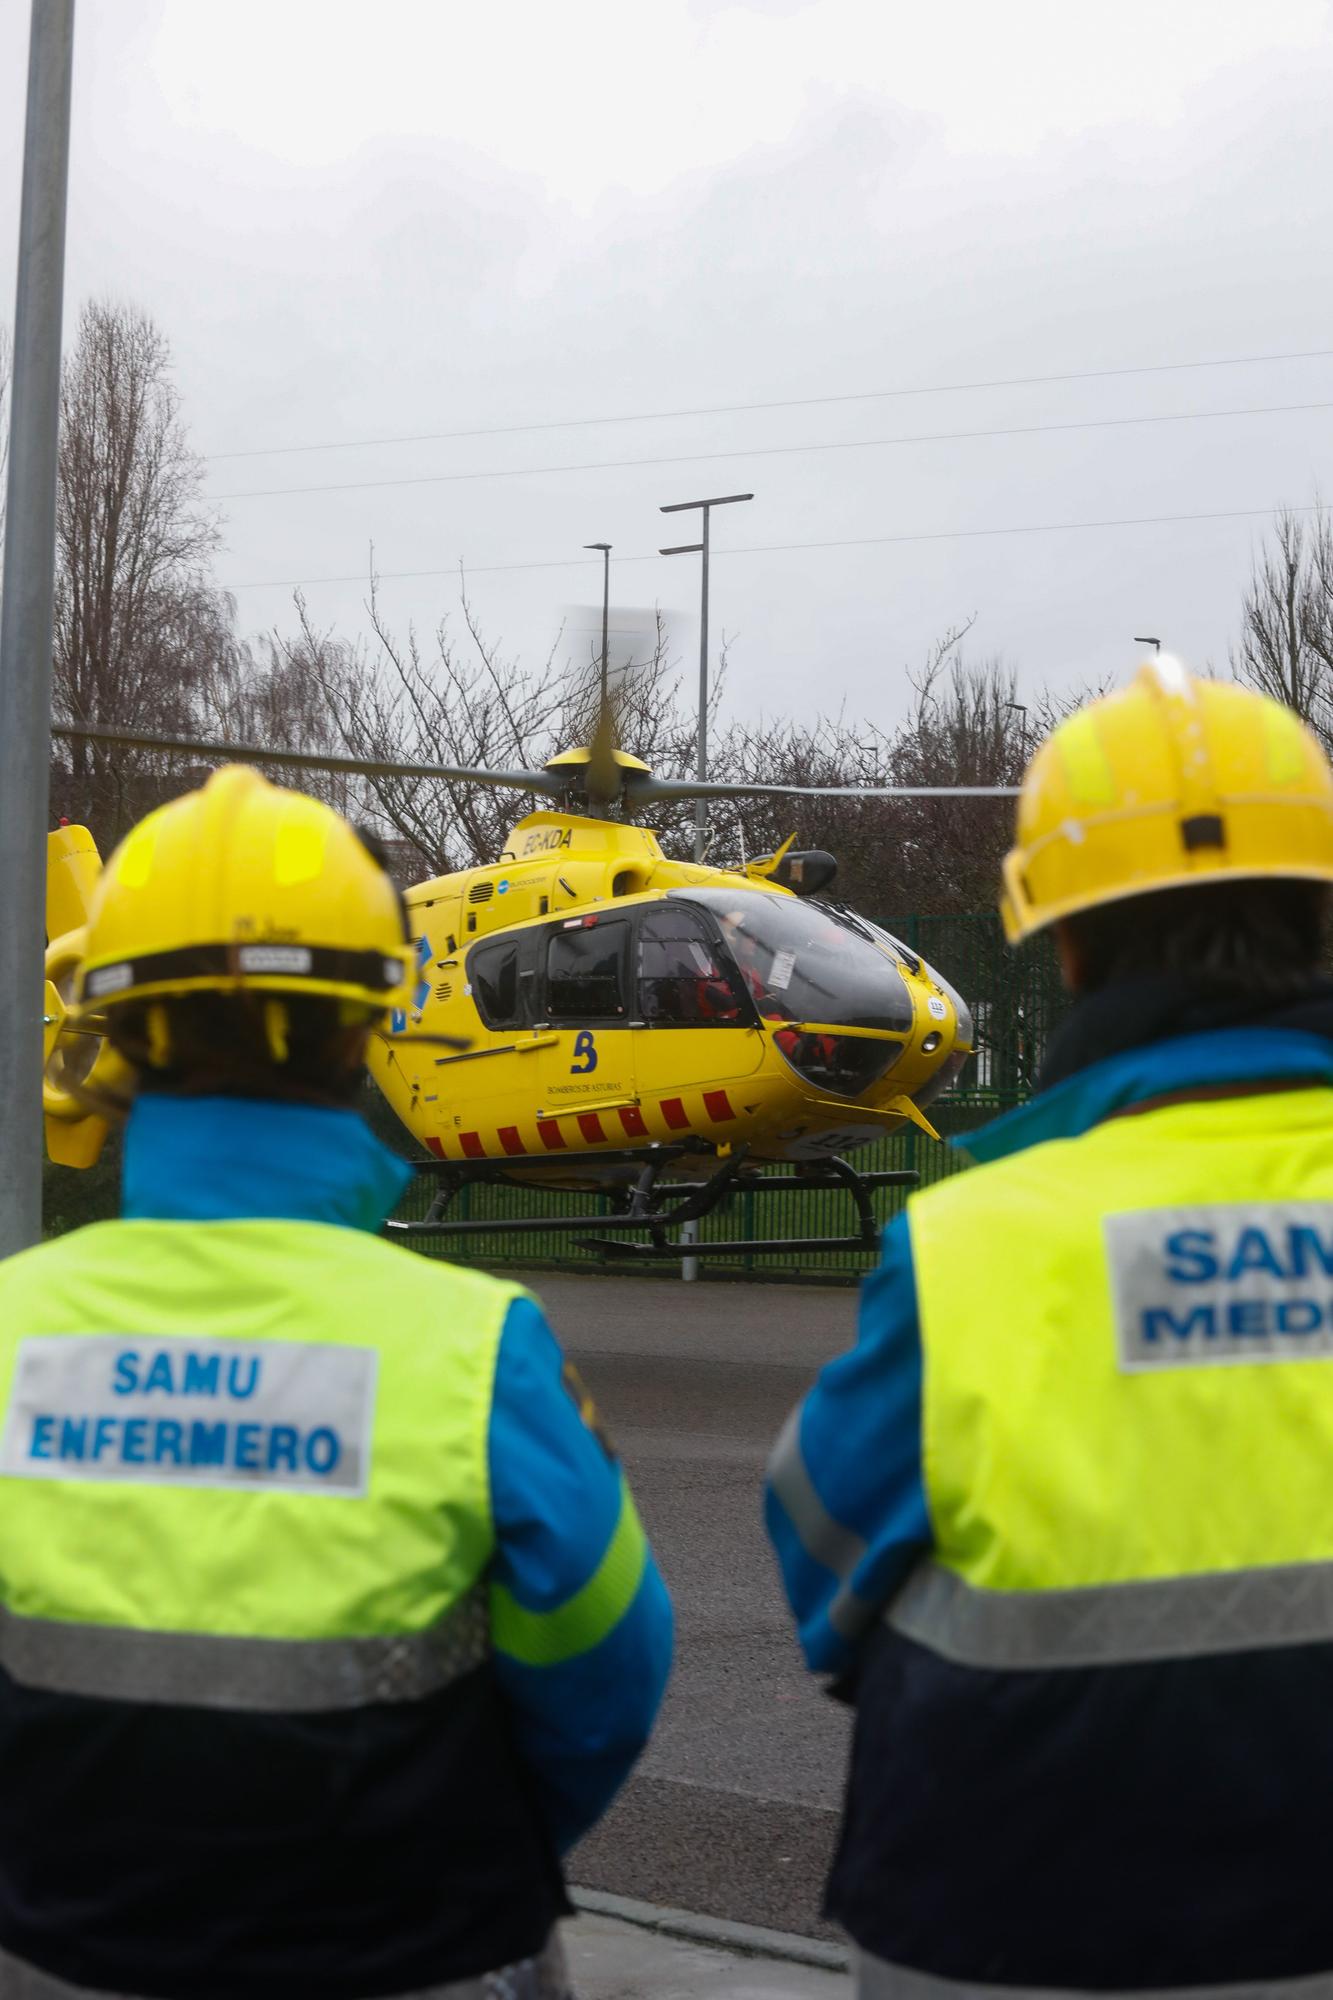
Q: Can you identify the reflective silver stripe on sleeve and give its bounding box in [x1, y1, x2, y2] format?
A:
[857, 1947, 1333, 2000]
[828, 1577, 880, 1645]
[768, 1406, 868, 1579]
[0, 1587, 490, 1711]
[0, 1930, 567, 2000]
[886, 1557, 1333, 1670]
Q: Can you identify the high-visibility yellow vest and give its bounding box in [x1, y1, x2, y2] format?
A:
[828, 1081, 1333, 1993]
[0, 1218, 522, 1699]
[0, 1215, 582, 1996]
[896, 1084, 1333, 1664]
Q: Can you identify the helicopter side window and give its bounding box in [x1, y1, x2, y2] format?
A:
[545, 920, 629, 1020]
[636, 908, 750, 1027]
[468, 939, 523, 1030]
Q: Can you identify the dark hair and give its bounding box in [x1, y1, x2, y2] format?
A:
[108, 992, 379, 1107]
[1060, 878, 1328, 998]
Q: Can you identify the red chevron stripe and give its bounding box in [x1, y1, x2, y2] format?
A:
[425, 1136, 446, 1159]
[459, 1132, 485, 1159]
[538, 1120, 567, 1151]
[619, 1105, 648, 1137]
[577, 1112, 606, 1143]
[661, 1097, 689, 1130]
[703, 1089, 735, 1122]
[498, 1126, 524, 1156]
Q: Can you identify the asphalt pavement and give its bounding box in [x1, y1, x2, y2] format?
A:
[525, 1271, 859, 1942]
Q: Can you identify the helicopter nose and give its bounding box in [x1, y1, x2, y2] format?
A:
[906, 972, 974, 1112]
[773, 1023, 900, 1097]
[771, 956, 917, 1099]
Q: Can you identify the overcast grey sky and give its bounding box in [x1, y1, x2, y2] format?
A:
[3, 0, 1332, 737]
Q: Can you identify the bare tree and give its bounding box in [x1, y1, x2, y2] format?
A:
[283, 563, 715, 879]
[1232, 503, 1333, 751]
[285, 576, 566, 876]
[197, 617, 355, 799]
[50, 300, 225, 842]
[876, 642, 1030, 912]
[714, 624, 1108, 921]
[716, 622, 999, 910]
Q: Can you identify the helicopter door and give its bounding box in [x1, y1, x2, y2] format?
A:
[633, 903, 765, 1090]
[535, 915, 640, 1148]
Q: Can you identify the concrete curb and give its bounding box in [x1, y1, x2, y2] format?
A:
[570, 1887, 851, 1973]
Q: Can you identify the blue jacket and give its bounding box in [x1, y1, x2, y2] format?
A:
[122, 1094, 673, 1851]
[766, 1025, 1333, 1675]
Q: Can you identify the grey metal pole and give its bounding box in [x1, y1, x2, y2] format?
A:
[682, 517, 709, 1279]
[584, 542, 611, 705]
[1003, 700, 1028, 760]
[0, 0, 78, 1259]
[695, 505, 710, 862]
[600, 549, 610, 706]
[659, 490, 752, 1280]
[659, 490, 752, 865]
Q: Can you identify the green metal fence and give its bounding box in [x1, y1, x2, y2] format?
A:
[392, 914, 1067, 1281]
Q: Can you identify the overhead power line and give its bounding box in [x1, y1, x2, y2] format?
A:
[221, 500, 1320, 593]
[203, 346, 1333, 462]
[209, 399, 1333, 504]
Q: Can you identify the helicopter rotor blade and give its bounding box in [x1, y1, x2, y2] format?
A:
[625, 774, 1020, 802]
[52, 723, 1019, 803]
[51, 723, 568, 799]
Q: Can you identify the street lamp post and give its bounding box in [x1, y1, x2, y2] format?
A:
[660, 492, 753, 862]
[1003, 700, 1029, 758]
[584, 543, 612, 705]
[660, 493, 752, 1281]
[1134, 635, 1162, 653]
[0, 0, 77, 1258]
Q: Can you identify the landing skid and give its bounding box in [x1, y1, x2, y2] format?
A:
[385, 1146, 918, 1259]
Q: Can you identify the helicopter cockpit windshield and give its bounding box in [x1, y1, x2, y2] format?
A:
[855, 915, 976, 1108]
[671, 888, 914, 1097]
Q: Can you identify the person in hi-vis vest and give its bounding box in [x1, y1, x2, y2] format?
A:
[0, 766, 672, 2000]
[767, 658, 1333, 1997]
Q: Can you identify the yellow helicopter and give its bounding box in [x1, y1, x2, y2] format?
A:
[45, 718, 1013, 1258]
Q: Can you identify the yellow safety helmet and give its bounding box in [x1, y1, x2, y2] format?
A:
[1001, 657, 1333, 944]
[75, 766, 411, 1024]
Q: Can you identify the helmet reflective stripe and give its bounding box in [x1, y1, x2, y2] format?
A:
[237, 946, 312, 975]
[77, 941, 405, 1008]
[83, 963, 133, 999]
